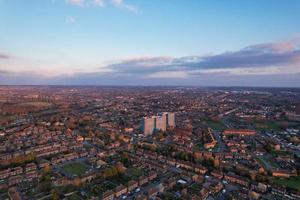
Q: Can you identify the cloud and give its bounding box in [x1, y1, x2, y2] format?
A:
[1, 38, 300, 86]
[66, 0, 85, 6]
[111, 0, 138, 13]
[196, 43, 300, 70]
[65, 16, 76, 23]
[104, 38, 300, 78]
[93, 0, 105, 6]
[0, 70, 10, 74]
[65, 0, 137, 12]
[66, 0, 105, 7]
[146, 71, 188, 79]
[0, 53, 9, 59]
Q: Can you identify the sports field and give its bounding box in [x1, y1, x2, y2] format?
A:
[61, 162, 88, 177]
[273, 176, 300, 191]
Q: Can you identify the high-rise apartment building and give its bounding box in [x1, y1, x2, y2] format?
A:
[167, 112, 175, 128]
[142, 116, 156, 136]
[155, 113, 167, 131]
[142, 112, 175, 135]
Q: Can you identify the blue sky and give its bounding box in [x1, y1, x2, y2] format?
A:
[0, 0, 300, 86]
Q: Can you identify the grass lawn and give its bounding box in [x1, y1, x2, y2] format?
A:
[62, 162, 88, 177]
[189, 184, 202, 192]
[273, 176, 300, 191]
[66, 194, 83, 200]
[271, 150, 293, 157]
[108, 175, 130, 185]
[254, 121, 281, 131]
[126, 167, 144, 179]
[202, 120, 226, 131]
[193, 119, 226, 131]
[265, 157, 279, 168]
[255, 156, 278, 170]
[253, 120, 300, 131]
[194, 143, 205, 151]
[84, 181, 115, 197]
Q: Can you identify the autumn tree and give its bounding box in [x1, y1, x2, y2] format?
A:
[116, 162, 125, 174]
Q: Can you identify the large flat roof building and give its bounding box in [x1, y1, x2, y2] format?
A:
[223, 129, 256, 136]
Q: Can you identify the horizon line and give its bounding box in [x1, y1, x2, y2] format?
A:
[0, 84, 300, 89]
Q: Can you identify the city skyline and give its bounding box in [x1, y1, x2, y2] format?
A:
[1, 0, 300, 86]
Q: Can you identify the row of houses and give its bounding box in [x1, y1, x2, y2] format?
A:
[0, 163, 38, 189]
[102, 171, 158, 200]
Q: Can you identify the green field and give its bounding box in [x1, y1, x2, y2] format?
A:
[62, 162, 88, 176]
[253, 121, 300, 131]
[189, 183, 202, 192]
[199, 120, 226, 131]
[271, 150, 293, 157]
[66, 194, 83, 200]
[273, 176, 300, 191]
[19, 102, 52, 107]
[254, 121, 281, 131]
[126, 167, 143, 178]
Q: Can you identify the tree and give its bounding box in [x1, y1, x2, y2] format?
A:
[116, 162, 125, 174]
[39, 178, 51, 193]
[73, 178, 81, 187]
[264, 143, 272, 153]
[111, 167, 118, 176]
[43, 164, 52, 174]
[104, 168, 113, 178]
[51, 189, 59, 200]
[121, 152, 129, 165]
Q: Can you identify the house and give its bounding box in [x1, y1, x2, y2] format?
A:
[138, 175, 148, 186]
[127, 180, 138, 192]
[10, 167, 23, 176]
[102, 190, 114, 200]
[194, 165, 208, 175]
[25, 163, 37, 172]
[114, 185, 127, 197]
[135, 194, 147, 200]
[199, 188, 209, 200]
[211, 170, 223, 179]
[0, 169, 11, 179]
[25, 170, 38, 181]
[8, 175, 22, 186]
[147, 186, 159, 198]
[224, 172, 249, 187]
[96, 159, 107, 168]
[164, 177, 176, 189]
[148, 171, 157, 181]
[192, 174, 204, 183]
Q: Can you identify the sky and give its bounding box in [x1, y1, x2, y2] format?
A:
[0, 0, 300, 87]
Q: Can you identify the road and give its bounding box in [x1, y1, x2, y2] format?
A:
[212, 130, 225, 152]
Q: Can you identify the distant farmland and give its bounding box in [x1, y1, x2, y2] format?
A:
[2, 101, 53, 114]
[17, 102, 53, 107]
